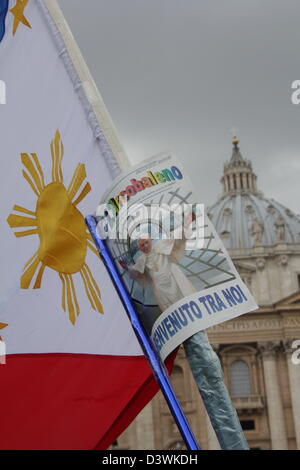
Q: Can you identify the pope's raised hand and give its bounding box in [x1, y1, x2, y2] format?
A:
[118, 257, 128, 271]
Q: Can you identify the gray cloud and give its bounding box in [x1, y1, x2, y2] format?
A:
[59, 0, 300, 213]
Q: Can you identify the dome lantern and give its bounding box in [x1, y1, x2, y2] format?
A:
[221, 136, 258, 195]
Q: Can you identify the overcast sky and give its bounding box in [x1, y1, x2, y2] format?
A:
[59, 0, 300, 213]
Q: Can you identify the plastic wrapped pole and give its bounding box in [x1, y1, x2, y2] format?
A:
[183, 331, 249, 450]
[85, 215, 200, 451]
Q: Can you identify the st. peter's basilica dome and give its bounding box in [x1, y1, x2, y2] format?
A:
[208, 137, 300, 250]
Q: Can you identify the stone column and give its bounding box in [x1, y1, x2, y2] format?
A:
[284, 340, 300, 449]
[251, 358, 258, 394]
[259, 341, 288, 449]
[242, 172, 247, 190]
[206, 412, 220, 450]
[236, 172, 241, 189]
[223, 176, 228, 193]
[135, 402, 155, 450]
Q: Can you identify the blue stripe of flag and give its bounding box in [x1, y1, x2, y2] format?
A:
[0, 0, 9, 43]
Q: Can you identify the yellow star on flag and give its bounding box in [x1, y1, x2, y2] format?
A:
[10, 0, 31, 36]
[0, 323, 7, 340]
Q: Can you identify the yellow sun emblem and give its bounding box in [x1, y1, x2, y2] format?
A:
[7, 130, 103, 325]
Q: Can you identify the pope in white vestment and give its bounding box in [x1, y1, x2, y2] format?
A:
[119, 214, 196, 311]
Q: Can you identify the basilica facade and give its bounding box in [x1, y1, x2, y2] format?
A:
[114, 138, 300, 450]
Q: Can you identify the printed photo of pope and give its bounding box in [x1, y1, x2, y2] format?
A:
[118, 212, 197, 312]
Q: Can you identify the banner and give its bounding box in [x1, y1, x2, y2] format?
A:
[98, 153, 258, 360]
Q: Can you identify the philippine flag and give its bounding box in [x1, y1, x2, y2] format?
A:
[0, 0, 174, 449]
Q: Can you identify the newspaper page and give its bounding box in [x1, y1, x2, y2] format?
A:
[97, 153, 258, 361]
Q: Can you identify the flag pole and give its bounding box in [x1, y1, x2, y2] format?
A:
[85, 215, 200, 451]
